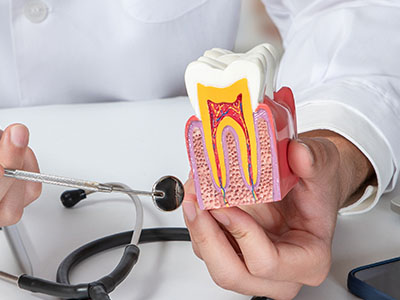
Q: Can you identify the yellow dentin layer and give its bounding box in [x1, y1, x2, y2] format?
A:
[197, 78, 258, 190]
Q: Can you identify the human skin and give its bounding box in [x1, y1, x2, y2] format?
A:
[0, 124, 41, 227]
[182, 130, 374, 299]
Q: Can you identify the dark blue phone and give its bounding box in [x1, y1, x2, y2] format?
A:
[348, 257, 400, 300]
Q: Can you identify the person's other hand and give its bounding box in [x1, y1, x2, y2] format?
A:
[182, 131, 373, 300]
[0, 124, 41, 227]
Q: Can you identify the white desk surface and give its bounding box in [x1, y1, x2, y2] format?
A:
[0, 98, 399, 300]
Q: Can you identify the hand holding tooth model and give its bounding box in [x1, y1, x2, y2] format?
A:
[182, 44, 374, 300]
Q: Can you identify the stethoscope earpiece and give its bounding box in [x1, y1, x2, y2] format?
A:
[60, 189, 87, 208]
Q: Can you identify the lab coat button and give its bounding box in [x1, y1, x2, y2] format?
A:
[24, 0, 49, 23]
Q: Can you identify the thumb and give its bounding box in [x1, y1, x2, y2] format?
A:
[288, 137, 339, 180]
[0, 124, 30, 201]
[0, 124, 29, 183]
[0, 124, 29, 168]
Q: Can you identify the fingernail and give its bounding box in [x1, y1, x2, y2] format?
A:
[210, 210, 230, 227]
[183, 201, 197, 222]
[297, 139, 314, 165]
[10, 125, 28, 148]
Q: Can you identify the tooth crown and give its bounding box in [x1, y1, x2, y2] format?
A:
[185, 43, 276, 117]
[185, 43, 297, 209]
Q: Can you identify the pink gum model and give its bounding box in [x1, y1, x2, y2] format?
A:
[185, 87, 298, 210]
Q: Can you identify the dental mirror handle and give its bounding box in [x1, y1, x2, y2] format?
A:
[3, 168, 113, 193]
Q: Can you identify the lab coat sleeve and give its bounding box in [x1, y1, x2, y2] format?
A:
[268, 1, 400, 214]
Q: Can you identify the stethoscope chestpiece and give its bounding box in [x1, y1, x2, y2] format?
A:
[152, 176, 184, 212]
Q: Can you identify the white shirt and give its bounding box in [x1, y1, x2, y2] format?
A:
[263, 0, 400, 214]
[0, 0, 240, 107]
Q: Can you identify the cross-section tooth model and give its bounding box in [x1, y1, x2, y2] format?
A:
[185, 44, 298, 210]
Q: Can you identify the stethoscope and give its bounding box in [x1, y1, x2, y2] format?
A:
[0, 169, 272, 300]
[0, 168, 188, 300]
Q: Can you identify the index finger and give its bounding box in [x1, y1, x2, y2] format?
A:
[183, 198, 301, 299]
[211, 207, 331, 286]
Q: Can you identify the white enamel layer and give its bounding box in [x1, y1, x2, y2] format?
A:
[185, 43, 277, 118]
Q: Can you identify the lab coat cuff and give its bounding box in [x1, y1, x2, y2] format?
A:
[295, 89, 394, 215]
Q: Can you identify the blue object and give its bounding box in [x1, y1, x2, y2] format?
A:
[347, 257, 400, 300]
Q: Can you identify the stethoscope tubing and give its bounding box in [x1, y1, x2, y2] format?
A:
[16, 228, 189, 299]
[57, 228, 191, 286]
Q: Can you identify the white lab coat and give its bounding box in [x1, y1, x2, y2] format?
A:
[262, 0, 400, 214]
[1, 0, 399, 214]
[0, 0, 240, 107]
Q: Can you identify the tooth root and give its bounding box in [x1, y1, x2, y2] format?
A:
[187, 110, 276, 209]
[197, 79, 258, 194]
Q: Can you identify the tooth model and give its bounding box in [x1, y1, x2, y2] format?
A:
[185, 44, 298, 210]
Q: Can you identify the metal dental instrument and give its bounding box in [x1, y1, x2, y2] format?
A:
[3, 168, 184, 211]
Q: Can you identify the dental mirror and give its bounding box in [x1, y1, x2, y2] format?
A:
[152, 176, 185, 211]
